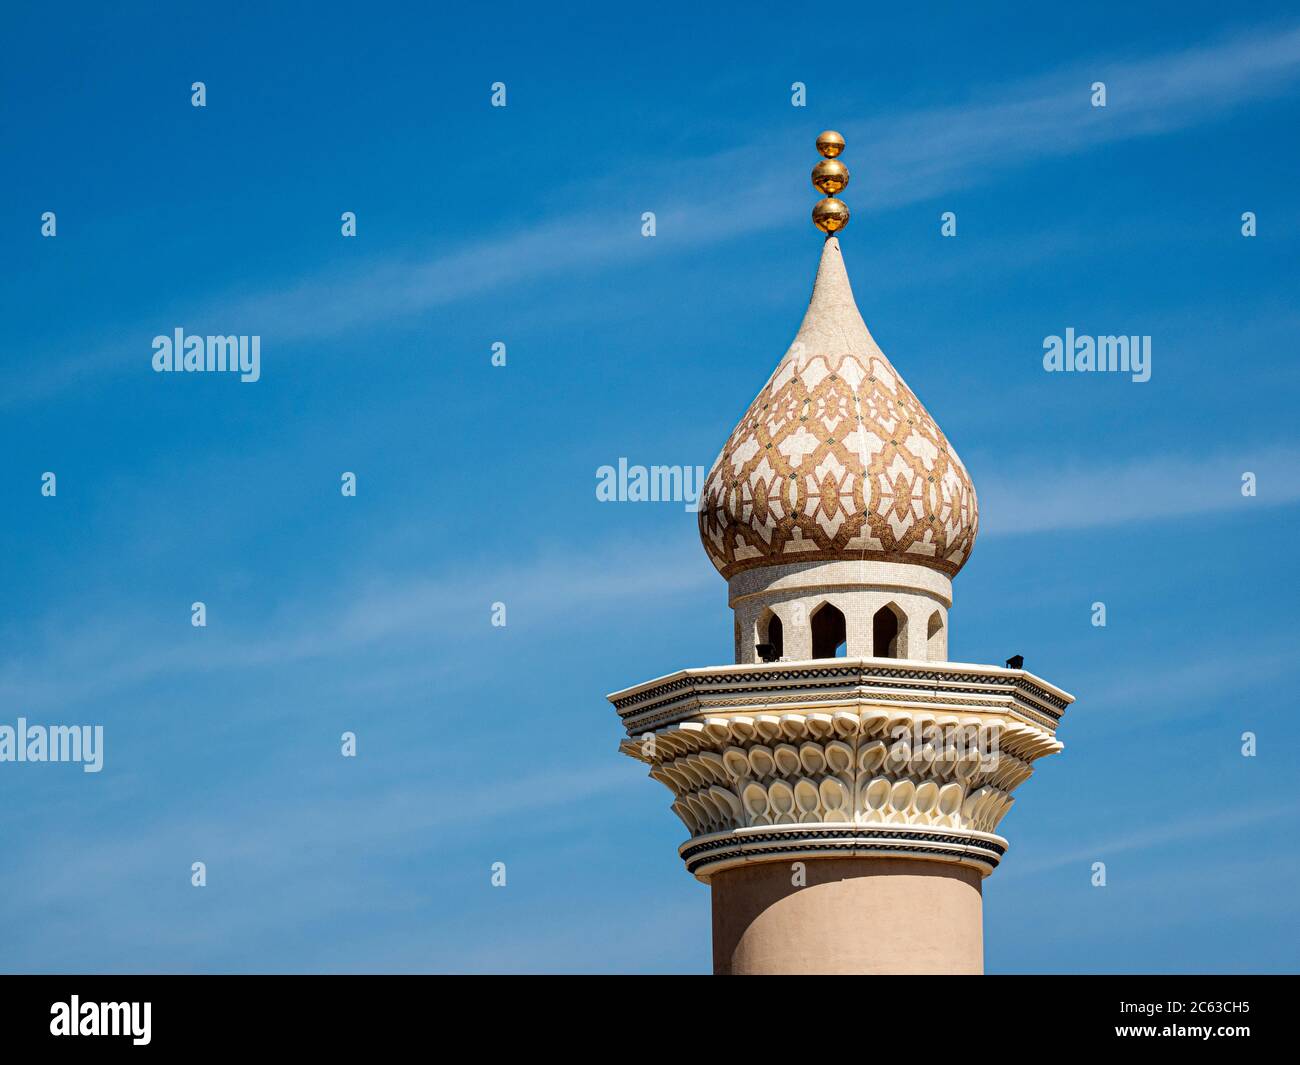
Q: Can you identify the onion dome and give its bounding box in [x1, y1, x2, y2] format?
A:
[697, 134, 978, 580]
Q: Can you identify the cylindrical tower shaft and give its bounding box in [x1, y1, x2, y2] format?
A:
[711, 857, 983, 975]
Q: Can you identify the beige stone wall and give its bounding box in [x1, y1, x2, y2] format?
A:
[711, 857, 983, 974]
[729, 559, 951, 664]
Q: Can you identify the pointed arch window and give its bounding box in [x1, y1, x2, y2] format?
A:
[872, 604, 905, 659]
[756, 610, 784, 662]
[811, 603, 847, 659]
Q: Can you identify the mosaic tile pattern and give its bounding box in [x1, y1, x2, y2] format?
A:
[698, 237, 979, 579]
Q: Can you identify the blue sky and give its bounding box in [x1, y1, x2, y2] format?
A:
[1, 1, 1298, 973]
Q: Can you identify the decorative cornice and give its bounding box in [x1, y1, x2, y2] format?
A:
[608, 658, 1072, 735]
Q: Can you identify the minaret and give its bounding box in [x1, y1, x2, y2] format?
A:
[605, 132, 1077, 975]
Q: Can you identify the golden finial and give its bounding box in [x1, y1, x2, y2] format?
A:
[813, 197, 850, 234]
[812, 159, 849, 195]
[816, 130, 845, 158]
[811, 130, 850, 234]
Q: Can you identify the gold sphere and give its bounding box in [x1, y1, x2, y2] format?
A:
[812, 196, 850, 234]
[812, 158, 850, 196]
[816, 130, 846, 158]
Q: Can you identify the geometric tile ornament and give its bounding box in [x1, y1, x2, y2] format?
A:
[698, 236, 978, 580]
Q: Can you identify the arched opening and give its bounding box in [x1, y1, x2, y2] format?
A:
[872, 604, 905, 659]
[811, 603, 847, 659]
[926, 611, 944, 661]
[756, 610, 783, 662]
[766, 614, 783, 660]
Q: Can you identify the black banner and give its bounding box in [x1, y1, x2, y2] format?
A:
[0, 975, 1288, 1052]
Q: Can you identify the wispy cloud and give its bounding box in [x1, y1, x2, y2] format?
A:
[856, 22, 1300, 210]
[1083, 645, 1293, 721]
[0, 761, 644, 973]
[1002, 801, 1298, 880]
[0, 536, 709, 711]
[978, 445, 1300, 535]
[11, 23, 1300, 408]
